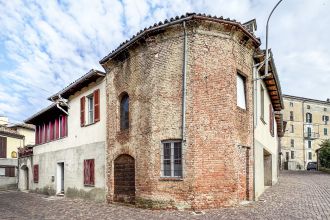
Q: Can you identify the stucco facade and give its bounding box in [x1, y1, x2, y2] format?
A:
[281, 95, 330, 170]
[19, 72, 107, 201]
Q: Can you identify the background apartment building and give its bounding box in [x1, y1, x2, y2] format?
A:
[282, 95, 330, 170]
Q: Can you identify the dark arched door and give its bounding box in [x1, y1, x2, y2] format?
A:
[114, 154, 135, 203]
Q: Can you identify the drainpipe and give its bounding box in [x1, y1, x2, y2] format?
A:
[252, 57, 266, 201]
[182, 21, 187, 141]
[51, 96, 69, 115]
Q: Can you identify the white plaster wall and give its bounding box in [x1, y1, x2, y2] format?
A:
[254, 73, 279, 199]
[33, 78, 106, 155]
[17, 128, 35, 146]
[32, 142, 105, 193]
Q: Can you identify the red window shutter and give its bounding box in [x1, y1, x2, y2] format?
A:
[39, 125, 42, 144]
[80, 96, 85, 127]
[5, 167, 9, 176]
[269, 104, 274, 137]
[94, 89, 100, 122]
[55, 118, 59, 139]
[33, 165, 39, 183]
[84, 160, 88, 185]
[64, 115, 68, 137]
[90, 159, 95, 185]
[35, 126, 39, 144]
[43, 124, 46, 143]
[6, 167, 15, 177]
[48, 121, 52, 141]
[83, 159, 95, 186]
[60, 115, 67, 137]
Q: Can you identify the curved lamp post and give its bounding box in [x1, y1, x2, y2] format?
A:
[264, 0, 284, 76]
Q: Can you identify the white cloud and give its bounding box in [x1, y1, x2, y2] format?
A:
[0, 0, 329, 123]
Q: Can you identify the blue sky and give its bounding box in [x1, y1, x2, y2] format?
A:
[0, 0, 329, 124]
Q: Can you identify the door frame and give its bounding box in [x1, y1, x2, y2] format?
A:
[56, 162, 64, 194]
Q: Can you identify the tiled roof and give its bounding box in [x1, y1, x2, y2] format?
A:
[48, 69, 105, 100]
[9, 123, 35, 131]
[99, 12, 260, 64]
[283, 95, 330, 106]
[0, 126, 24, 139]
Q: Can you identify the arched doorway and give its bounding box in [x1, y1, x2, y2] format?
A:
[20, 165, 29, 190]
[114, 154, 135, 203]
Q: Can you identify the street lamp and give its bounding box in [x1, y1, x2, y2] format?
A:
[264, 0, 284, 76]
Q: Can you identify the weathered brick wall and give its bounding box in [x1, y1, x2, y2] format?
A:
[103, 20, 256, 209]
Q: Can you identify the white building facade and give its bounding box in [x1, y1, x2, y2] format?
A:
[19, 70, 107, 201]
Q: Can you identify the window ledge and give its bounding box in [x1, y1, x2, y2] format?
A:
[159, 177, 183, 181]
[84, 184, 95, 187]
[83, 121, 97, 127]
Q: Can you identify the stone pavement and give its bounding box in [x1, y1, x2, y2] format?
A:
[0, 171, 329, 220]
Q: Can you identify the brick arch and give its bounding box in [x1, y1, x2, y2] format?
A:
[114, 154, 135, 203]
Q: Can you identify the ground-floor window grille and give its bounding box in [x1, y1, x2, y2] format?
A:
[161, 141, 182, 177]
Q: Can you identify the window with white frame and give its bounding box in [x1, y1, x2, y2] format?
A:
[87, 95, 94, 124]
[161, 141, 182, 178]
[308, 140, 312, 148]
[308, 152, 312, 160]
[236, 74, 246, 109]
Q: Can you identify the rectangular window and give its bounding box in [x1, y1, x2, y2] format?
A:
[286, 152, 289, 161]
[87, 95, 94, 124]
[307, 105, 310, 109]
[84, 159, 95, 186]
[308, 152, 312, 160]
[324, 128, 328, 136]
[162, 141, 182, 178]
[0, 136, 7, 158]
[0, 168, 5, 176]
[236, 74, 246, 109]
[291, 139, 294, 148]
[307, 127, 312, 137]
[291, 125, 294, 133]
[260, 86, 265, 120]
[291, 151, 295, 159]
[308, 140, 311, 148]
[290, 111, 294, 121]
[306, 113, 312, 123]
[33, 164, 39, 183]
[290, 102, 293, 107]
[5, 167, 15, 177]
[324, 108, 327, 112]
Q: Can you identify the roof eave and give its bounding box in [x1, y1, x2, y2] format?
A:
[47, 69, 105, 101]
[99, 14, 261, 65]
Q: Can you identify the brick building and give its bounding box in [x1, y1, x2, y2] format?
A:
[99, 13, 284, 209]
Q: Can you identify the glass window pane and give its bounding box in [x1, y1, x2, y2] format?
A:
[237, 74, 246, 109]
[163, 143, 171, 159]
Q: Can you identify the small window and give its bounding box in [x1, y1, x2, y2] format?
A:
[87, 95, 94, 124]
[120, 94, 129, 130]
[5, 167, 15, 177]
[286, 152, 289, 161]
[291, 151, 295, 159]
[84, 159, 95, 186]
[11, 151, 17, 158]
[308, 140, 311, 148]
[307, 105, 310, 109]
[324, 128, 328, 136]
[260, 86, 265, 120]
[291, 125, 294, 133]
[308, 152, 312, 160]
[33, 164, 39, 183]
[291, 139, 294, 148]
[290, 111, 294, 121]
[161, 141, 182, 178]
[306, 113, 312, 123]
[290, 102, 293, 107]
[324, 108, 327, 112]
[236, 74, 246, 109]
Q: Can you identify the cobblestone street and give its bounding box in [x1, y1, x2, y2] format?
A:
[0, 171, 329, 220]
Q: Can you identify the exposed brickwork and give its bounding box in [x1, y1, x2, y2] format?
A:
[102, 19, 256, 209]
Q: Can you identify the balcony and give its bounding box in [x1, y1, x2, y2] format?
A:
[304, 132, 320, 139]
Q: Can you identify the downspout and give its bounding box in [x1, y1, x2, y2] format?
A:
[182, 21, 187, 141]
[252, 57, 266, 201]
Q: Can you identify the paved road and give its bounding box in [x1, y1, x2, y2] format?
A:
[0, 171, 329, 219]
